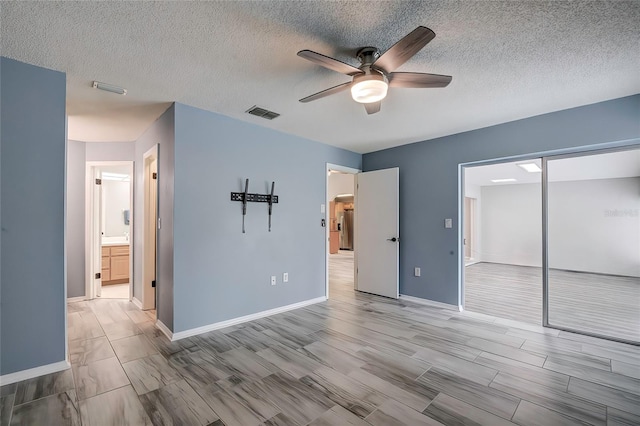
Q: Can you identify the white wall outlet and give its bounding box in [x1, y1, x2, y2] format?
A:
[320, 204, 325, 213]
[283, 272, 289, 282]
[414, 267, 421, 277]
[271, 276, 276, 286]
[445, 218, 453, 228]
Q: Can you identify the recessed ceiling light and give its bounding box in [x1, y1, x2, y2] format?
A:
[92, 81, 127, 95]
[335, 193, 354, 197]
[517, 162, 542, 173]
[491, 178, 517, 183]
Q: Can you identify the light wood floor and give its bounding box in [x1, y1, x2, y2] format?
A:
[2, 255, 639, 425]
[100, 283, 130, 299]
[465, 262, 640, 343]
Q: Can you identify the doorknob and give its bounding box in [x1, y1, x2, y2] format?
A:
[387, 237, 399, 242]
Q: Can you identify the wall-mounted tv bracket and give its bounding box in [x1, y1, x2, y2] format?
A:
[268, 182, 275, 232]
[231, 180, 279, 233]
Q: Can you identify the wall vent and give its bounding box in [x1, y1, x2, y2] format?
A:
[246, 106, 280, 120]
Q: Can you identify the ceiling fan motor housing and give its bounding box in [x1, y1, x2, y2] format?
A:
[356, 47, 381, 68]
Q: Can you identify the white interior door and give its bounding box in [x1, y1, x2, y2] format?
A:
[355, 167, 399, 299]
[93, 168, 103, 297]
[143, 155, 158, 310]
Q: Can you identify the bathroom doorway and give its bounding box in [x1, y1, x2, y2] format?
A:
[86, 161, 133, 300]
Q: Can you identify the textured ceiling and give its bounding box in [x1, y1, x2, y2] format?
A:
[2, 1, 639, 152]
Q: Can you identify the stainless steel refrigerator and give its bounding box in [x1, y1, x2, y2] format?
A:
[338, 209, 354, 250]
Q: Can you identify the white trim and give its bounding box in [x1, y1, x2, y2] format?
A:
[399, 294, 462, 311]
[0, 360, 70, 386]
[67, 296, 86, 303]
[132, 297, 143, 309]
[171, 296, 327, 341]
[156, 319, 173, 341]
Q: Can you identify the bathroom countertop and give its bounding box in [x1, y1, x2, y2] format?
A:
[102, 237, 129, 246]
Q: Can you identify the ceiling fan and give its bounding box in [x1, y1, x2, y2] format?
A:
[297, 26, 452, 115]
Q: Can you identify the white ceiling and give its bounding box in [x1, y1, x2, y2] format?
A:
[2, 1, 639, 152]
[465, 149, 640, 187]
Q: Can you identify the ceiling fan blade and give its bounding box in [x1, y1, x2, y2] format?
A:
[364, 101, 381, 115]
[297, 50, 363, 76]
[388, 72, 452, 88]
[373, 26, 436, 74]
[299, 81, 352, 103]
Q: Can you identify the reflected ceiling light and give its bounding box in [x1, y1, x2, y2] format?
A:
[92, 81, 127, 95]
[517, 162, 542, 173]
[102, 172, 130, 181]
[491, 178, 517, 183]
[350, 72, 388, 104]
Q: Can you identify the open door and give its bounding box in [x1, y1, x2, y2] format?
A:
[355, 167, 399, 298]
[92, 168, 103, 297]
[143, 147, 158, 311]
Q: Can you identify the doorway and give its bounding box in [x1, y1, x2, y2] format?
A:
[86, 162, 134, 301]
[326, 164, 359, 300]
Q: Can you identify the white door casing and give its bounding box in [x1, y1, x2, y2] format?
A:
[355, 167, 399, 299]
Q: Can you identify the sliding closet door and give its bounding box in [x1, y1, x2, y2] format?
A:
[544, 148, 640, 343]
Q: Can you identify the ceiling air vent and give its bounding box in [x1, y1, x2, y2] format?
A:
[246, 106, 280, 120]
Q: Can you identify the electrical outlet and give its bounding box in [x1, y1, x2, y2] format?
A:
[445, 218, 453, 228]
[271, 276, 276, 286]
[414, 267, 421, 277]
[283, 272, 289, 282]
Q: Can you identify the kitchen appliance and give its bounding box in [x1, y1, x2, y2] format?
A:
[338, 209, 354, 250]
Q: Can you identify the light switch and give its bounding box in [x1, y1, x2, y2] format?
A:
[445, 218, 452, 228]
[321, 204, 325, 213]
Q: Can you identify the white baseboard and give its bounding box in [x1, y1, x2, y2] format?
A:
[0, 360, 70, 386]
[171, 296, 327, 341]
[156, 319, 173, 341]
[400, 294, 461, 311]
[67, 296, 86, 303]
[132, 297, 143, 309]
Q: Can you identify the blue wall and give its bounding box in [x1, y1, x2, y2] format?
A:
[1, 57, 67, 375]
[173, 103, 361, 333]
[363, 94, 640, 306]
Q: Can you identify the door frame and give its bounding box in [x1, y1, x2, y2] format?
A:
[85, 161, 134, 300]
[142, 145, 159, 312]
[325, 163, 360, 299]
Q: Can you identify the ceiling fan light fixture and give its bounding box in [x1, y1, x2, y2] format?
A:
[351, 73, 388, 104]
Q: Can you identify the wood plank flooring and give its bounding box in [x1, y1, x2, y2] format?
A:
[465, 262, 640, 342]
[1, 252, 639, 425]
